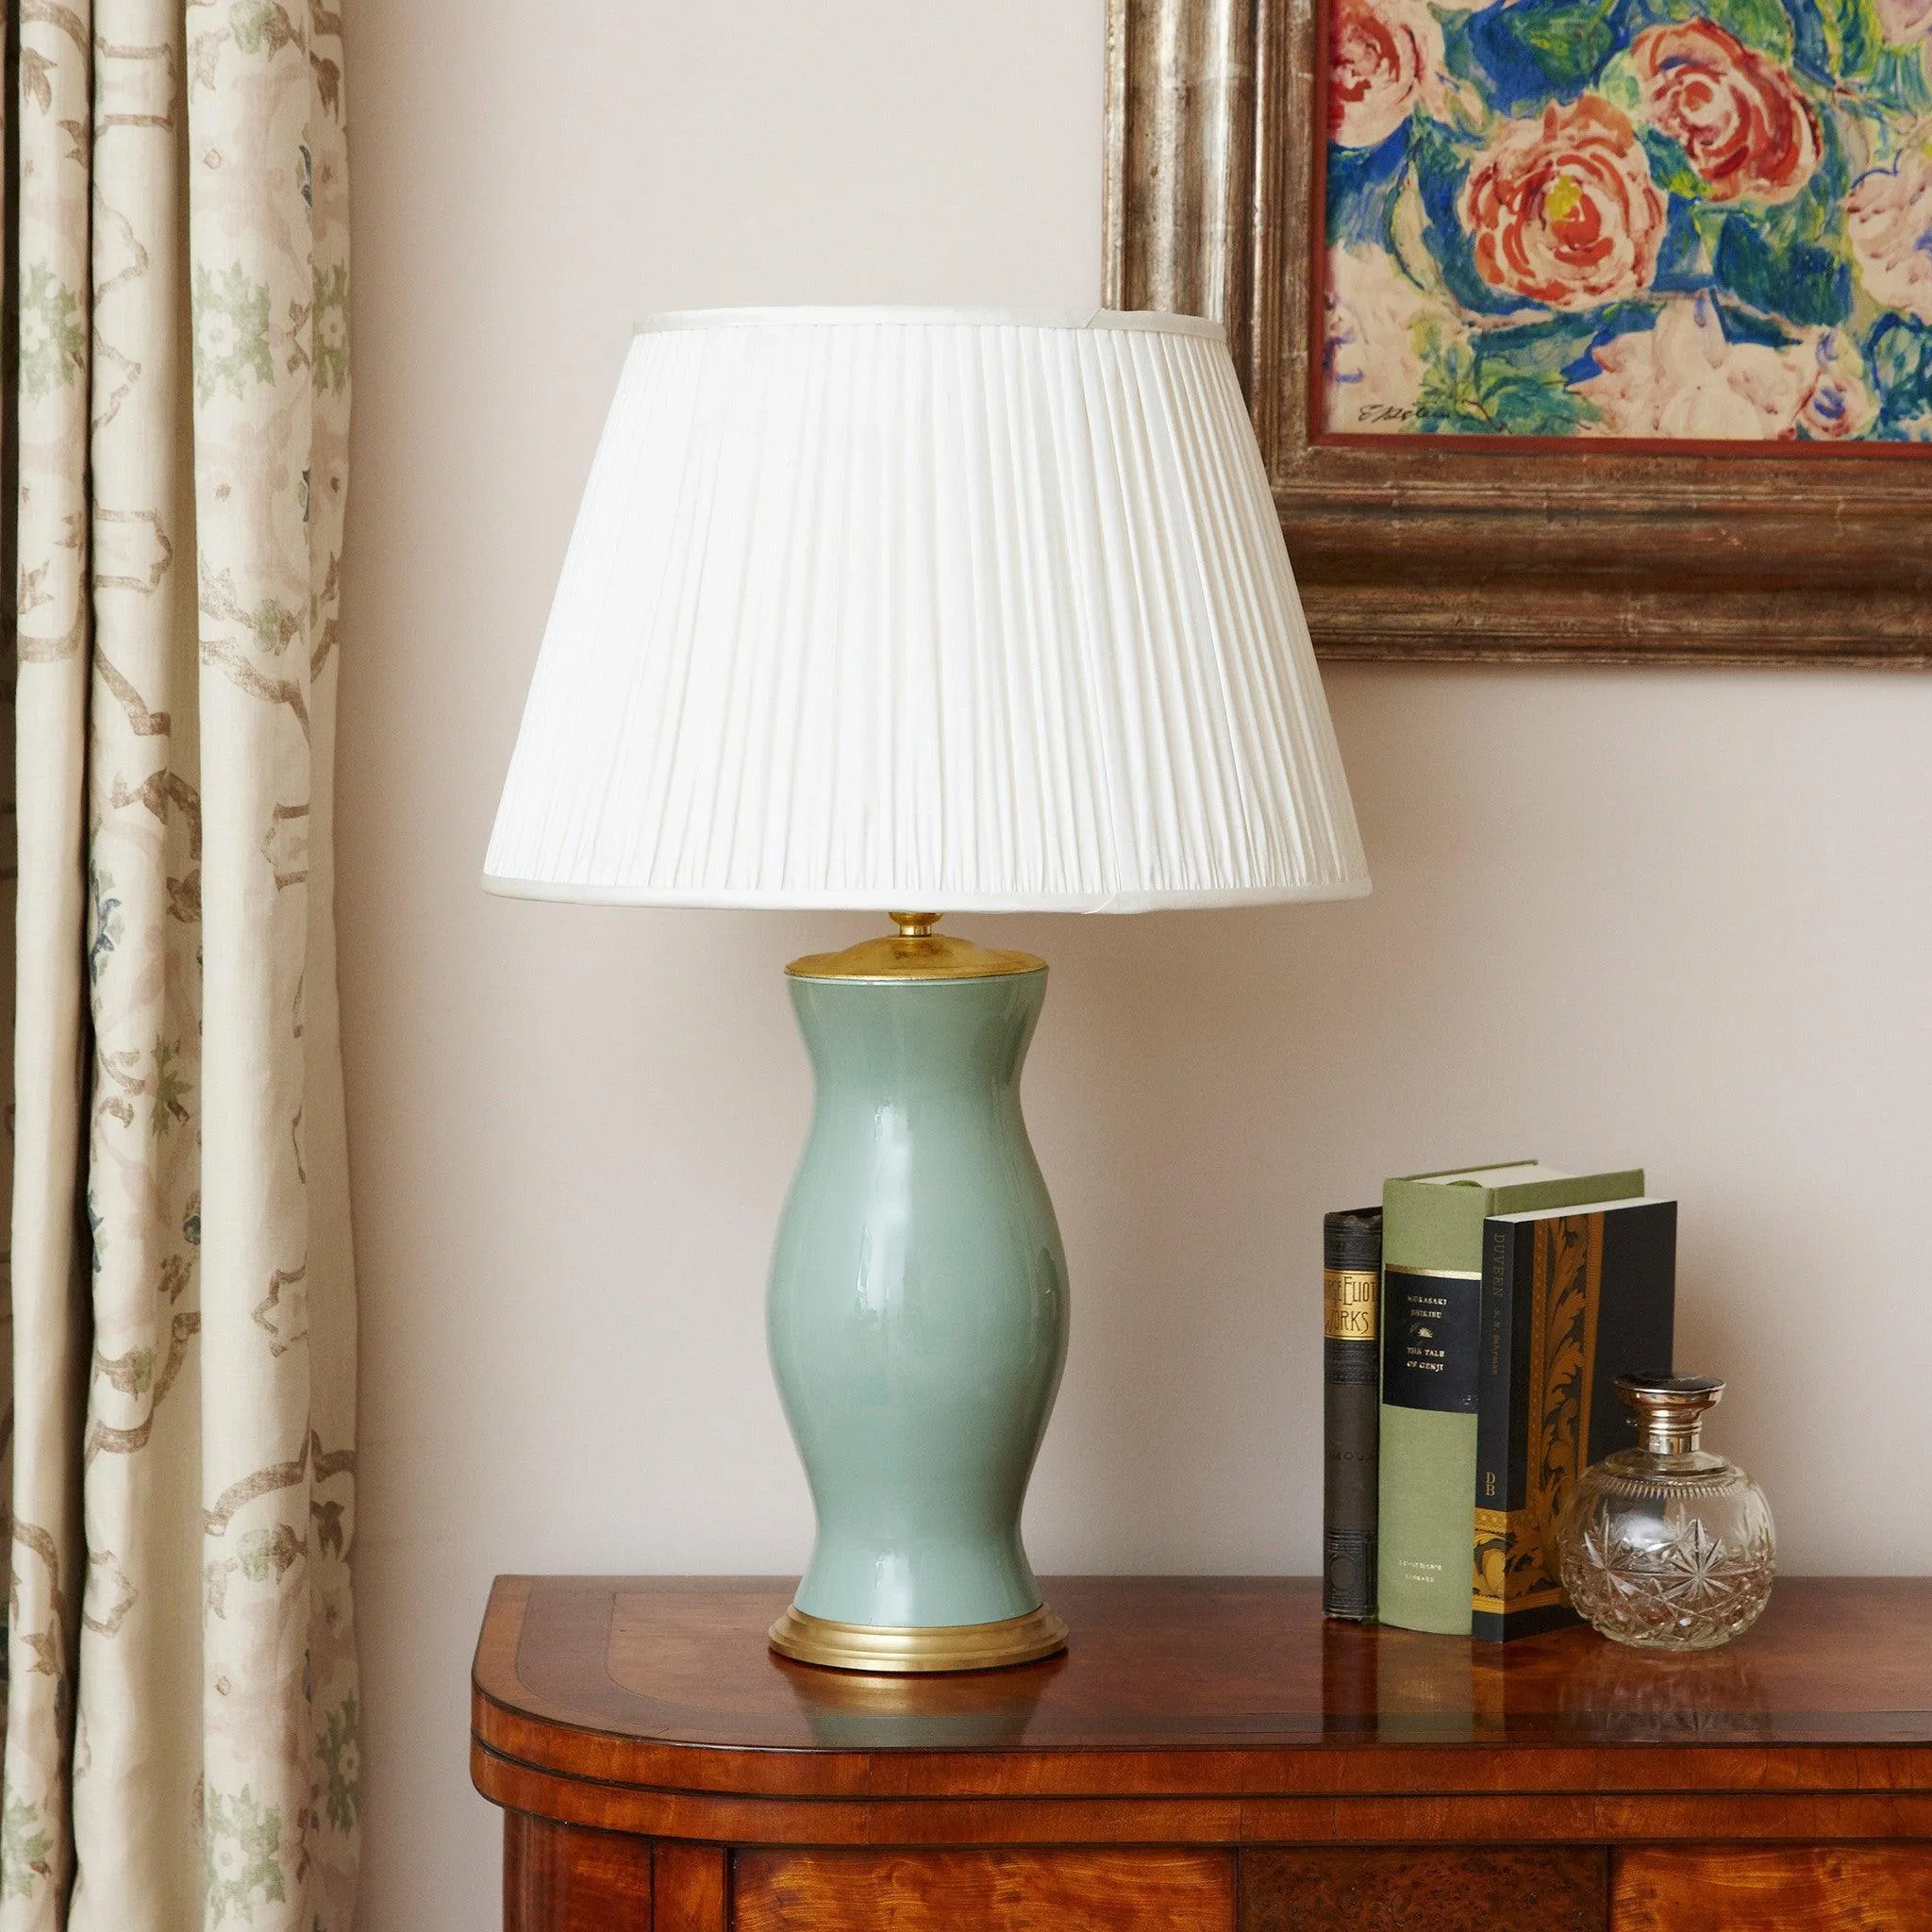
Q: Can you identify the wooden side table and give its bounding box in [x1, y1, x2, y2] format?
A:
[472, 1575, 1932, 1930]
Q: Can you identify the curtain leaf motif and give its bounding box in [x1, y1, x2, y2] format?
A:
[5, 0, 358, 1925]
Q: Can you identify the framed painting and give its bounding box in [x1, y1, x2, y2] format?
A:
[1104, 0, 1932, 661]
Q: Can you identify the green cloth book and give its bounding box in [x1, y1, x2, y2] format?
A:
[1376, 1159, 1644, 1636]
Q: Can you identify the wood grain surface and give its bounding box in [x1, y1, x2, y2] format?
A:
[1102, 0, 1932, 664]
[476, 1579, 1932, 1932]
[503, 1814, 649, 1932]
[471, 1576, 1932, 1847]
[651, 1843, 727, 1932]
[1241, 1846, 1608, 1931]
[734, 1849, 1235, 1932]
[479, 1574, 1932, 1758]
[1615, 1845, 1932, 1929]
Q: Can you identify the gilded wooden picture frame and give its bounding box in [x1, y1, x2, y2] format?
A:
[1104, 0, 1932, 661]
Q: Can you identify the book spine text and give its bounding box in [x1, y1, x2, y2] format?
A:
[1323, 1208, 1382, 1621]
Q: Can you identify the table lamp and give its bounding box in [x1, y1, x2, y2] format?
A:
[485, 308, 1369, 1673]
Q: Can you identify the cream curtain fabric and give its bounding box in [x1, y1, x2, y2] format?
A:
[3, 2, 358, 1926]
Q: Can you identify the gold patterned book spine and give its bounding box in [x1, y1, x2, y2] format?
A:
[1324, 1208, 1382, 1621]
[1473, 1200, 1675, 1641]
[1474, 1213, 1603, 1635]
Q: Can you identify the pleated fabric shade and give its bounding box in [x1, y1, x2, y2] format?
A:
[485, 308, 1369, 912]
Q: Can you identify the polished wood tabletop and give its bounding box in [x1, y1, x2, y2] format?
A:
[479, 1574, 1932, 1745]
[474, 1577, 1932, 1930]
[475, 1575, 1932, 1800]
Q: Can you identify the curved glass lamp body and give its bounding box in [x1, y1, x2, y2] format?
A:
[767, 958, 1069, 1669]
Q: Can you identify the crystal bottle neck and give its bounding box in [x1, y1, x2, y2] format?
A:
[1642, 1414, 1705, 1457]
[1617, 1374, 1725, 1461]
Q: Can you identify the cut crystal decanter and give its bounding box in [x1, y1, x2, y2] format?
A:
[1558, 1373, 1775, 1652]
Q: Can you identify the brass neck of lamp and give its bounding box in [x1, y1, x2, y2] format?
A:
[788, 912, 1045, 982]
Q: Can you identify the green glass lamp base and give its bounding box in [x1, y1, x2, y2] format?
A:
[766, 922, 1070, 1675]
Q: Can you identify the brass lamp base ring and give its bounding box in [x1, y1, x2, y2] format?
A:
[768, 1602, 1069, 1674]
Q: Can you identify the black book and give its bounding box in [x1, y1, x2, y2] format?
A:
[1472, 1196, 1676, 1641]
[1324, 1206, 1381, 1621]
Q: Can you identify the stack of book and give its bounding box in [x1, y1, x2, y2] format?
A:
[1324, 1160, 1676, 1640]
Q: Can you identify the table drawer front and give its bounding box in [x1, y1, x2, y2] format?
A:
[1615, 1846, 1932, 1930]
[1241, 1848, 1608, 1932]
[734, 1848, 1235, 1931]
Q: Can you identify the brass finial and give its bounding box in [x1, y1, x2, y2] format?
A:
[889, 911, 941, 938]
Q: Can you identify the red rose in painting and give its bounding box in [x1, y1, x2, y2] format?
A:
[1460, 96, 1667, 309]
[1329, 0, 1442, 149]
[1632, 21, 1821, 204]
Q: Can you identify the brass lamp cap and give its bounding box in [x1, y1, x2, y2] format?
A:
[788, 914, 1044, 982]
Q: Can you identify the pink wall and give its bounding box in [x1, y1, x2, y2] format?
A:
[335, 3, 1932, 1924]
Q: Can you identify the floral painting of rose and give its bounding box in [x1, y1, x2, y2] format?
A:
[1320, 0, 1932, 439]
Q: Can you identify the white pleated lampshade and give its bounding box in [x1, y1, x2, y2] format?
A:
[485, 308, 1368, 913]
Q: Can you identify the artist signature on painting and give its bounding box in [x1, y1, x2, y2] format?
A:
[1355, 404, 1418, 425]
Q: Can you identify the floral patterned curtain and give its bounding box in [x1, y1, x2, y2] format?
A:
[3, 1, 358, 1925]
